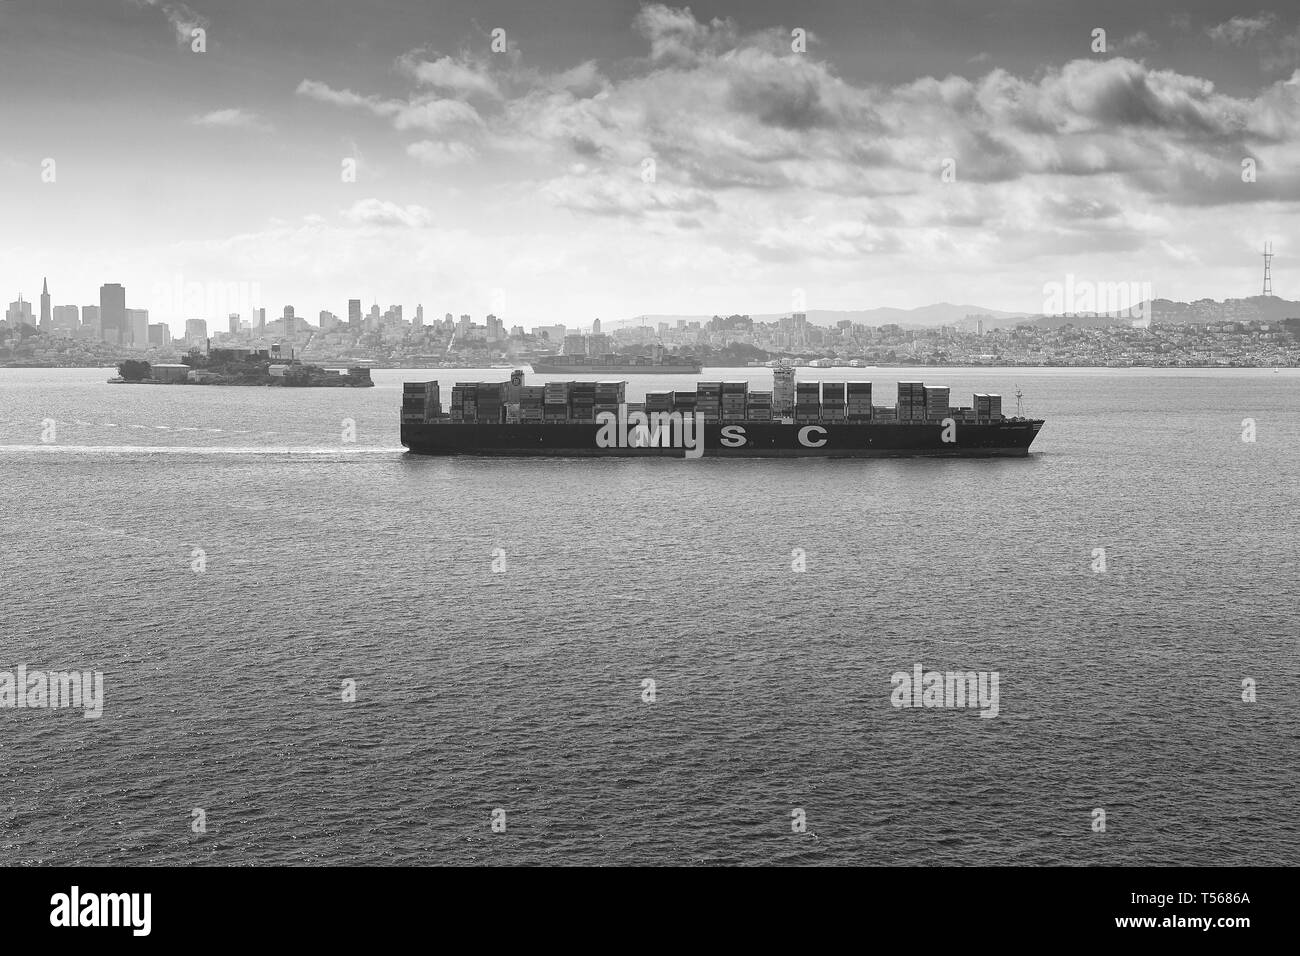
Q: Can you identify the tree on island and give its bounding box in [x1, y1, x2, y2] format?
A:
[118, 359, 152, 381]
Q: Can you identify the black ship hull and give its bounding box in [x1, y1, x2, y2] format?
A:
[401, 420, 1044, 457]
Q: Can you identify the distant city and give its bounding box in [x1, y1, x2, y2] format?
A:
[2, 278, 1299, 369]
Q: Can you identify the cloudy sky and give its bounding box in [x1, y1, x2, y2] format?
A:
[2, 0, 1299, 329]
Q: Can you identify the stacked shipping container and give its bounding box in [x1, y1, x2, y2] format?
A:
[570, 382, 596, 422]
[593, 380, 625, 420]
[973, 393, 1003, 422]
[401, 382, 440, 424]
[696, 382, 722, 422]
[543, 381, 569, 422]
[924, 385, 951, 421]
[423, 374, 1008, 426]
[846, 382, 872, 422]
[671, 390, 698, 416]
[795, 381, 820, 423]
[721, 381, 748, 421]
[821, 381, 846, 422]
[897, 381, 924, 421]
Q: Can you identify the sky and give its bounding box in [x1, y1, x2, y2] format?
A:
[2, 0, 1299, 331]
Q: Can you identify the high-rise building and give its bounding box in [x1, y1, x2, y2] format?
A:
[148, 323, 171, 347]
[319, 310, 338, 331]
[348, 299, 361, 329]
[99, 283, 126, 345]
[82, 305, 100, 336]
[127, 309, 149, 347]
[184, 318, 208, 345]
[39, 278, 51, 330]
[5, 296, 33, 327]
[228, 313, 241, 335]
[52, 304, 80, 329]
[414, 304, 424, 328]
[591, 317, 601, 335]
[255, 307, 266, 332]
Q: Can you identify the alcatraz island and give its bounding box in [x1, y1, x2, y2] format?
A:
[110, 345, 374, 387]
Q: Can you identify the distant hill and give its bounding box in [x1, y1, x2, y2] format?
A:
[1012, 295, 1300, 329]
[625, 303, 1030, 329]
[619, 296, 1300, 332]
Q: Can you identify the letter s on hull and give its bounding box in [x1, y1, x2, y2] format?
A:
[720, 425, 747, 448]
[798, 425, 827, 448]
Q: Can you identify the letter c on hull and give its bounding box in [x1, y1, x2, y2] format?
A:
[798, 425, 827, 448]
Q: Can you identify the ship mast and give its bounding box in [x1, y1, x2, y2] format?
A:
[1015, 385, 1024, 418]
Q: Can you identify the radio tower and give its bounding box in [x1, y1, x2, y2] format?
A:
[1262, 242, 1274, 296]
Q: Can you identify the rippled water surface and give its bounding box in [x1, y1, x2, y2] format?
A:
[1, 366, 1297, 865]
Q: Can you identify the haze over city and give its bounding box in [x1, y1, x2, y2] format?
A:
[3, 0, 1299, 332]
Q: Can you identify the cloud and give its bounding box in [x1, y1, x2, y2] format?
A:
[189, 108, 272, 131]
[633, 3, 740, 66]
[294, 4, 1300, 273]
[398, 52, 502, 100]
[1206, 14, 1300, 73]
[1206, 14, 1276, 45]
[540, 173, 717, 218]
[1116, 31, 1158, 53]
[407, 140, 478, 166]
[296, 79, 484, 133]
[296, 79, 385, 112]
[128, 0, 209, 47]
[341, 199, 434, 229]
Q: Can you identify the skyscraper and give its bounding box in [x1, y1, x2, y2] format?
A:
[348, 299, 361, 329]
[414, 304, 424, 328]
[255, 307, 266, 332]
[591, 317, 601, 335]
[39, 278, 51, 330]
[4, 296, 33, 327]
[126, 309, 149, 347]
[228, 313, 241, 335]
[184, 319, 208, 345]
[99, 284, 126, 345]
[82, 305, 100, 336]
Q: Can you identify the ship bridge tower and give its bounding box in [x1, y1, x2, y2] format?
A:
[773, 362, 796, 421]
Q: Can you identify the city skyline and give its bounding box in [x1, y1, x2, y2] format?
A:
[3, 246, 1293, 343]
[3, 0, 1299, 325]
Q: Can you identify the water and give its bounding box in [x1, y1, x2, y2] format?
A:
[1, 366, 1296, 865]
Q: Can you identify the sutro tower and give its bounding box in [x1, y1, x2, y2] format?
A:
[1262, 242, 1274, 296]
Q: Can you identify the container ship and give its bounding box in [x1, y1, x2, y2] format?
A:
[401, 369, 1044, 458]
[529, 347, 701, 375]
